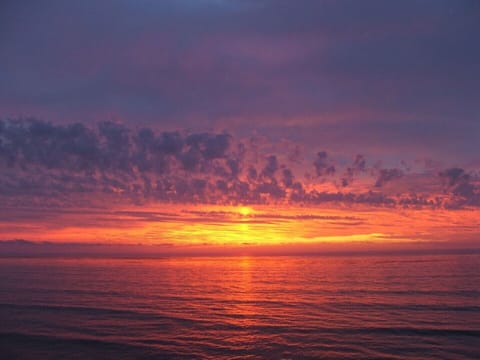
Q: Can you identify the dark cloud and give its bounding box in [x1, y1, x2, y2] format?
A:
[156, 131, 184, 156]
[342, 154, 367, 187]
[186, 133, 231, 160]
[302, 190, 395, 207]
[440, 168, 470, 187]
[314, 151, 335, 177]
[282, 168, 294, 188]
[255, 181, 285, 200]
[262, 155, 279, 179]
[440, 168, 480, 207]
[375, 168, 404, 188]
[0, 118, 479, 209]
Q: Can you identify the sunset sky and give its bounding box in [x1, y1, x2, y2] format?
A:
[1, 0, 479, 252]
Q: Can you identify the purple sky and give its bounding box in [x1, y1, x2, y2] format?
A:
[0, 1, 480, 245]
[1, 0, 479, 162]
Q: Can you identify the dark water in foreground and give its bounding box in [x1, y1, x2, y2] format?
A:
[0, 254, 479, 359]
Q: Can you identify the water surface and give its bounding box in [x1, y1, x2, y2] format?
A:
[0, 254, 479, 359]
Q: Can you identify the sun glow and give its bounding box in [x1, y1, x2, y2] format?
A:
[4, 203, 479, 250]
[238, 206, 253, 217]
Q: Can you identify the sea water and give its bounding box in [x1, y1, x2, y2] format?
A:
[0, 254, 479, 359]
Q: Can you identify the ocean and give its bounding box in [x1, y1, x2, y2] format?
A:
[0, 254, 478, 359]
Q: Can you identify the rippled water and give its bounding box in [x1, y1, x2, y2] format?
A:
[0, 254, 479, 359]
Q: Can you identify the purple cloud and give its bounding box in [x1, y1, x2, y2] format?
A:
[1, 118, 479, 209]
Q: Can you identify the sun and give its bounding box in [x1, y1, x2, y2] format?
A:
[238, 206, 253, 217]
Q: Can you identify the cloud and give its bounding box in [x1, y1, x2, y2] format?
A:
[282, 168, 294, 188]
[342, 154, 367, 187]
[1, 118, 479, 209]
[439, 168, 480, 208]
[314, 151, 335, 177]
[440, 167, 470, 187]
[375, 168, 404, 188]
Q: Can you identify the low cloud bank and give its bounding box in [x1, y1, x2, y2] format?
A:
[1, 118, 479, 208]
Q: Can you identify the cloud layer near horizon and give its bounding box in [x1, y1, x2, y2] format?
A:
[1, 118, 479, 209]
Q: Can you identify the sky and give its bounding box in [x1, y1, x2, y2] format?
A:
[1, 0, 479, 253]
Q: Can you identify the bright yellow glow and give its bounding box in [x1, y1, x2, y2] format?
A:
[3, 203, 479, 250]
[238, 206, 253, 217]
